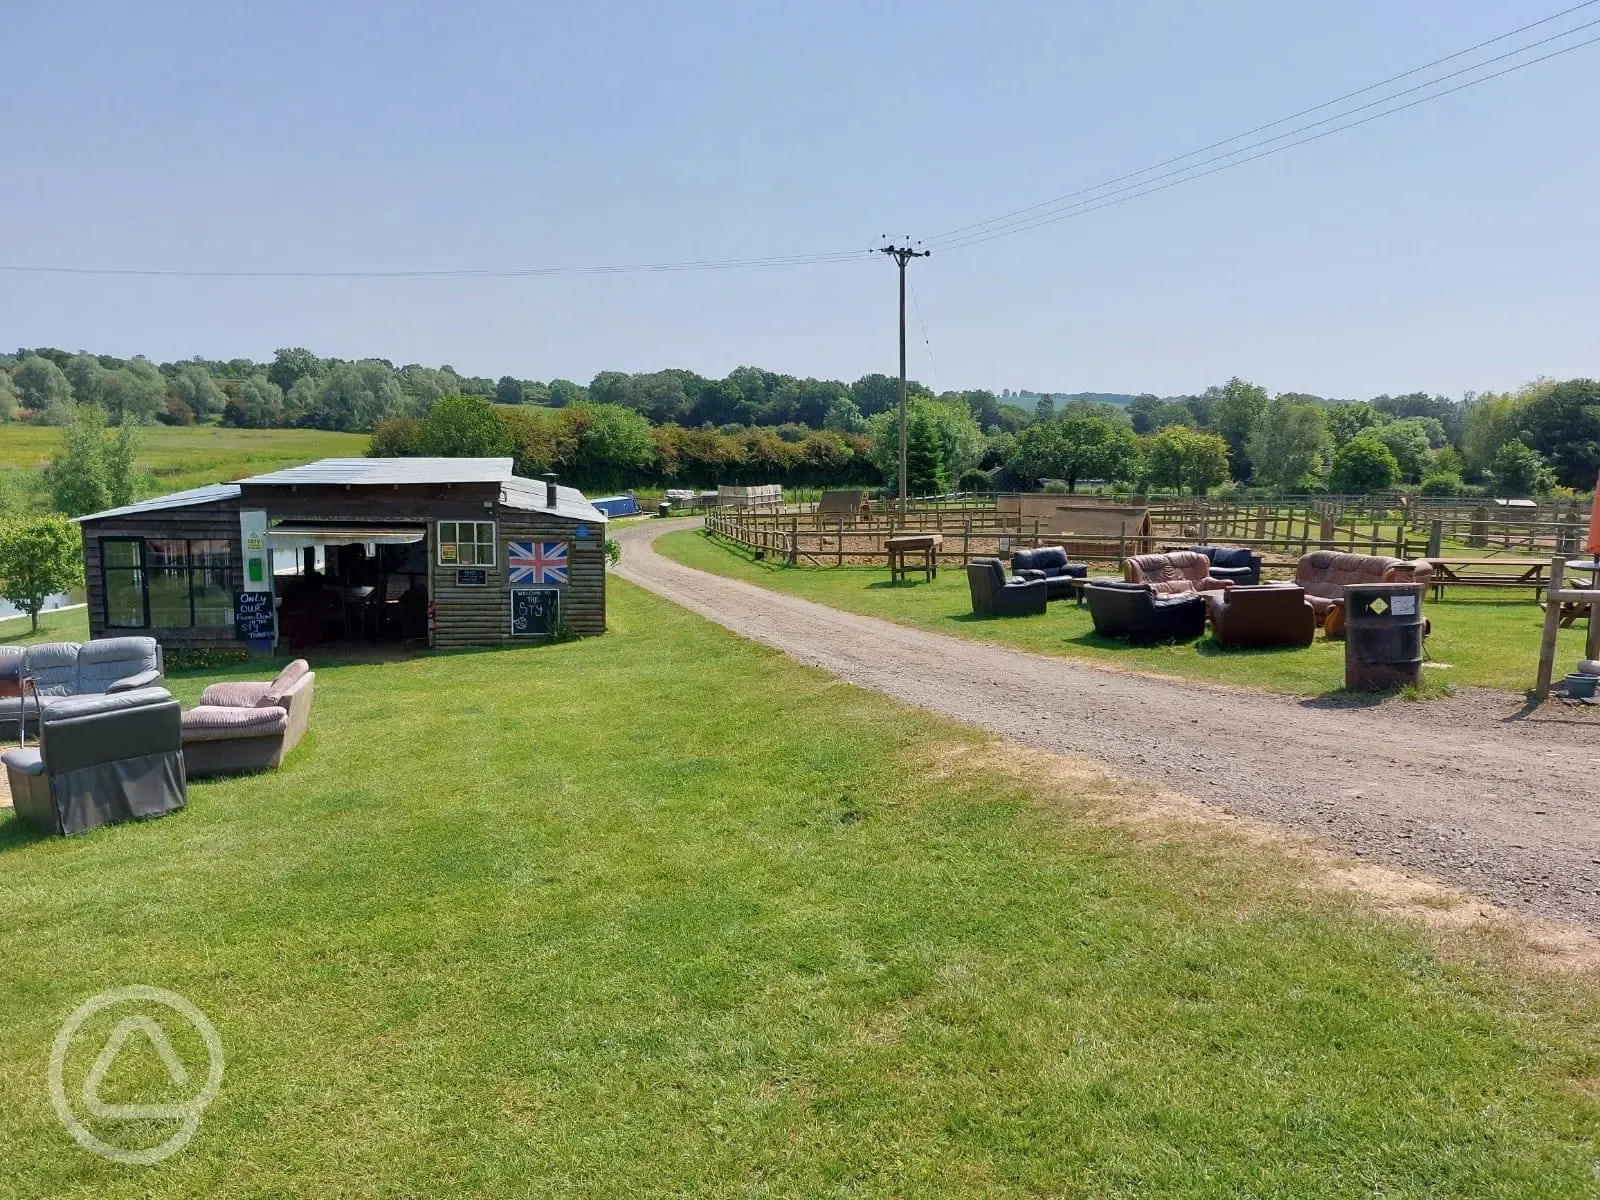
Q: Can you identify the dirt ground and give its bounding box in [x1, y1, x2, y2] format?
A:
[618, 519, 1600, 934]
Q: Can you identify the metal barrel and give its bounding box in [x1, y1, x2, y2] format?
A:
[1344, 582, 1426, 692]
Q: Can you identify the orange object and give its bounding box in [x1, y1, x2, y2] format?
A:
[1589, 474, 1600, 556]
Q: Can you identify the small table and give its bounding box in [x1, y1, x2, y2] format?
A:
[1069, 577, 1093, 607]
[886, 534, 942, 584]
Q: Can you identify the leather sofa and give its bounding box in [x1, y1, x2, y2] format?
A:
[181, 660, 316, 777]
[1, 637, 164, 737]
[1123, 551, 1235, 597]
[2, 686, 186, 836]
[1205, 584, 1316, 649]
[1189, 545, 1263, 586]
[1085, 580, 1207, 643]
[966, 558, 1048, 617]
[1293, 552, 1434, 637]
[1011, 546, 1088, 601]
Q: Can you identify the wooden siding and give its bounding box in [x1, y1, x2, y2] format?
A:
[431, 505, 606, 648]
[79, 497, 246, 650]
[238, 481, 501, 522]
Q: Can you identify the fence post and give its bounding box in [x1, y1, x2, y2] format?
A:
[1427, 519, 1442, 559]
[1469, 506, 1488, 549]
[962, 516, 971, 565]
[1118, 521, 1127, 565]
[837, 519, 844, 567]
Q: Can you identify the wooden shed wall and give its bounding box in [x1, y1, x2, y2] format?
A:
[431, 506, 606, 648]
[79, 497, 245, 650]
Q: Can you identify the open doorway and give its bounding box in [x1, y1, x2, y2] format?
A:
[270, 527, 429, 651]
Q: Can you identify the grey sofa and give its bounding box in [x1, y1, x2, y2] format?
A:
[967, 558, 1048, 616]
[1, 637, 164, 737]
[3, 686, 186, 836]
[181, 660, 316, 777]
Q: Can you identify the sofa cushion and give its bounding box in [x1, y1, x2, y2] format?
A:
[1013, 546, 1069, 575]
[1207, 546, 1254, 570]
[261, 659, 311, 708]
[182, 704, 290, 743]
[76, 637, 161, 694]
[23, 642, 82, 698]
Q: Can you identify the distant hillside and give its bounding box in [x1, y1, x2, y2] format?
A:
[1004, 390, 1160, 415]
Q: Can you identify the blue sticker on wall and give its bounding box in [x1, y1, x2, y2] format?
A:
[574, 524, 590, 540]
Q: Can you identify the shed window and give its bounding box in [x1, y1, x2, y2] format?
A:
[437, 521, 495, 566]
[101, 537, 233, 629]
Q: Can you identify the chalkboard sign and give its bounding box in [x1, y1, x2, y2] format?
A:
[235, 591, 274, 641]
[510, 589, 558, 637]
[456, 568, 488, 586]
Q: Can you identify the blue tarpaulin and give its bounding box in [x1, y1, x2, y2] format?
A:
[592, 493, 641, 518]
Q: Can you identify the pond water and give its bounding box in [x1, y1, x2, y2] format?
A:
[0, 592, 78, 621]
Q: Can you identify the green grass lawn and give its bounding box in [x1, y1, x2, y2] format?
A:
[0, 424, 368, 496]
[0, 605, 91, 646]
[656, 528, 1589, 697]
[2, 581, 1599, 1196]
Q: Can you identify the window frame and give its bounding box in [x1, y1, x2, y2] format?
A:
[100, 537, 149, 630]
[436, 520, 496, 567]
[99, 536, 235, 630]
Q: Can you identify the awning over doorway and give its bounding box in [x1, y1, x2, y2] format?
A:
[268, 523, 427, 546]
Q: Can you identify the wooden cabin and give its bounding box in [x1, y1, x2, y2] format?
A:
[75, 458, 608, 654]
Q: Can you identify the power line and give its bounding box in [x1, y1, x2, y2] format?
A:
[907, 278, 942, 393]
[929, 2, 1600, 250]
[932, 28, 1600, 254]
[0, 248, 872, 280]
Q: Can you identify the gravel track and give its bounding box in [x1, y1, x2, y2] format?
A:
[618, 520, 1600, 930]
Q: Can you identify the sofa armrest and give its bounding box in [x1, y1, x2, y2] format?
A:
[107, 668, 164, 694]
[1014, 568, 1047, 581]
[1198, 577, 1235, 591]
[200, 681, 273, 707]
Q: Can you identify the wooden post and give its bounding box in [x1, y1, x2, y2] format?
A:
[962, 516, 971, 565]
[1427, 519, 1442, 559]
[787, 515, 798, 565]
[1535, 557, 1566, 700]
[1118, 520, 1127, 566]
[837, 519, 844, 567]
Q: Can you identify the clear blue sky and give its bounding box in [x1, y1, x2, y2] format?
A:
[2, 0, 1596, 399]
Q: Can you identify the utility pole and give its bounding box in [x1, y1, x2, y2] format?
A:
[878, 241, 930, 510]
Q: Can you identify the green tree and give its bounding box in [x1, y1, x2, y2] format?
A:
[48, 404, 111, 516]
[1326, 402, 1379, 449]
[413, 395, 515, 457]
[13, 355, 74, 422]
[1490, 438, 1556, 497]
[1208, 377, 1270, 480]
[0, 514, 83, 632]
[0, 368, 17, 422]
[1247, 399, 1329, 491]
[822, 394, 867, 433]
[574, 403, 656, 490]
[1033, 393, 1055, 421]
[367, 417, 421, 457]
[1371, 418, 1433, 482]
[311, 360, 406, 431]
[1328, 436, 1399, 493]
[64, 354, 107, 408]
[105, 415, 141, 507]
[1461, 390, 1522, 476]
[1143, 427, 1230, 495]
[1007, 414, 1137, 491]
[1127, 394, 1163, 435]
[223, 375, 286, 428]
[1511, 378, 1600, 488]
[172, 364, 227, 421]
[268, 347, 323, 394]
[494, 375, 526, 405]
[100, 357, 167, 423]
[904, 406, 948, 495]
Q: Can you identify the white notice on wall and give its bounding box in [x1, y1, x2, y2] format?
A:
[1391, 594, 1417, 616]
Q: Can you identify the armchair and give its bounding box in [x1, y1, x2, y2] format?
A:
[181, 660, 316, 777]
[2, 686, 186, 836]
[966, 558, 1048, 617]
[1085, 580, 1207, 643]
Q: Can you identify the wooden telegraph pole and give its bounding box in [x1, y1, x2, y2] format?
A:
[878, 241, 930, 511]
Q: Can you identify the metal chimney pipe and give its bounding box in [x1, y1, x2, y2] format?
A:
[541, 472, 558, 509]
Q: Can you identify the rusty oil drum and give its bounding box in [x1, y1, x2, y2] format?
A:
[1344, 582, 1425, 691]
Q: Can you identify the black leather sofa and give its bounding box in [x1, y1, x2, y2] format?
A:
[1084, 580, 1207, 643]
[1188, 545, 1263, 586]
[1011, 546, 1088, 600]
[967, 558, 1048, 616]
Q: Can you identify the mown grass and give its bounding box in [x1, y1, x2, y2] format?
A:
[0, 606, 91, 646]
[656, 527, 1589, 697]
[1, 581, 1599, 1196]
[0, 425, 368, 495]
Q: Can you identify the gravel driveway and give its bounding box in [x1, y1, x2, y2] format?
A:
[618, 519, 1600, 931]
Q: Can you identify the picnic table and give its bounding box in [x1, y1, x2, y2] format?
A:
[885, 534, 942, 584]
[1423, 558, 1555, 601]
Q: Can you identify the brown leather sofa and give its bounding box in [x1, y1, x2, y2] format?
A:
[1123, 551, 1234, 597]
[1293, 552, 1434, 637]
[1206, 585, 1316, 649]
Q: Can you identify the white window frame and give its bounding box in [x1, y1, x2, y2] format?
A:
[436, 520, 496, 567]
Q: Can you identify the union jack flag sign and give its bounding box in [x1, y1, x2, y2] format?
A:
[508, 541, 568, 585]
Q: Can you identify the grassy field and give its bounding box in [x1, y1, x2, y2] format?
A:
[0, 425, 368, 496]
[1, 581, 1599, 1196]
[656, 528, 1589, 696]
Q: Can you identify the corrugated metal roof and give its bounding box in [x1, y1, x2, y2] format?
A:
[74, 483, 242, 524]
[240, 457, 516, 486]
[499, 476, 607, 524]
